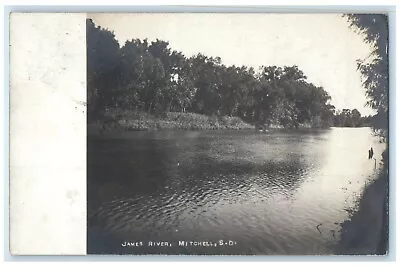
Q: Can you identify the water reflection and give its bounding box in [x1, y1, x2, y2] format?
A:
[88, 128, 383, 255]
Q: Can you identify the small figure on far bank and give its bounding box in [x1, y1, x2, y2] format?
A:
[368, 147, 374, 159]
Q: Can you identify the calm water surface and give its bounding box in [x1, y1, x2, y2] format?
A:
[87, 127, 384, 255]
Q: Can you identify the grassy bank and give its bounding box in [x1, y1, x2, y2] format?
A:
[87, 107, 335, 134]
[88, 110, 254, 134]
[335, 164, 389, 255]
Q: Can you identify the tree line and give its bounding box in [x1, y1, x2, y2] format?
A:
[87, 18, 369, 129]
[333, 109, 375, 127]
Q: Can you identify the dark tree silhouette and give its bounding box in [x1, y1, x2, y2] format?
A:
[87, 18, 359, 130]
[344, 14, 389, 137]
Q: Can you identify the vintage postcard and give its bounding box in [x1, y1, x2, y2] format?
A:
[9, 12, 390, 256]
[86, 13, 389, 255]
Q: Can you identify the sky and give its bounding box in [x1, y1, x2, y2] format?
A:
[90, 13, 375, 116]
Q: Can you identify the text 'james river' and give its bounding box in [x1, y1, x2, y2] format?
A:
[121, 240, 237, 248]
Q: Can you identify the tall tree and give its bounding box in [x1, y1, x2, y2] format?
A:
[87, 19, 120, 121]
[345, 14, 389, 137]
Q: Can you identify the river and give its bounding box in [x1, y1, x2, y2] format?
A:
[87, 127, 385, 255]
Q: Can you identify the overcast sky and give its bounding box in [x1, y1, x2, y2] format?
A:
[90, 13, 375, 116]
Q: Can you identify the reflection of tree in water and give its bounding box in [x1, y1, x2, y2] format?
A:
[88, 137, 181, 205]
[88, 132, 315, 254]
[88, 136, 184, 254]
[88, 131, 312, 210]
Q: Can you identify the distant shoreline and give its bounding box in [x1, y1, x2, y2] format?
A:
[86, 111, 366, 135]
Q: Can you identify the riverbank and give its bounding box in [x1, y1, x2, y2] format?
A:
[335, 164, 389, 255]
[88, 111, 255, 134]
[86, 109, 332, 134]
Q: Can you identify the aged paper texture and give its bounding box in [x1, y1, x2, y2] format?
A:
[9, 13, 87, 255]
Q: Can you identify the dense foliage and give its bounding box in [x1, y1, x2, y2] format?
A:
[333, 109, 373, 127]
[87, 19, 367, 129]
[344, 14, 389, 137]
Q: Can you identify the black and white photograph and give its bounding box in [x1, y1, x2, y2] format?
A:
[86, 13, 389, 255]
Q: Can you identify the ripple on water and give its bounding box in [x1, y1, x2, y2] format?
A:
[88, 128, 385, 255]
